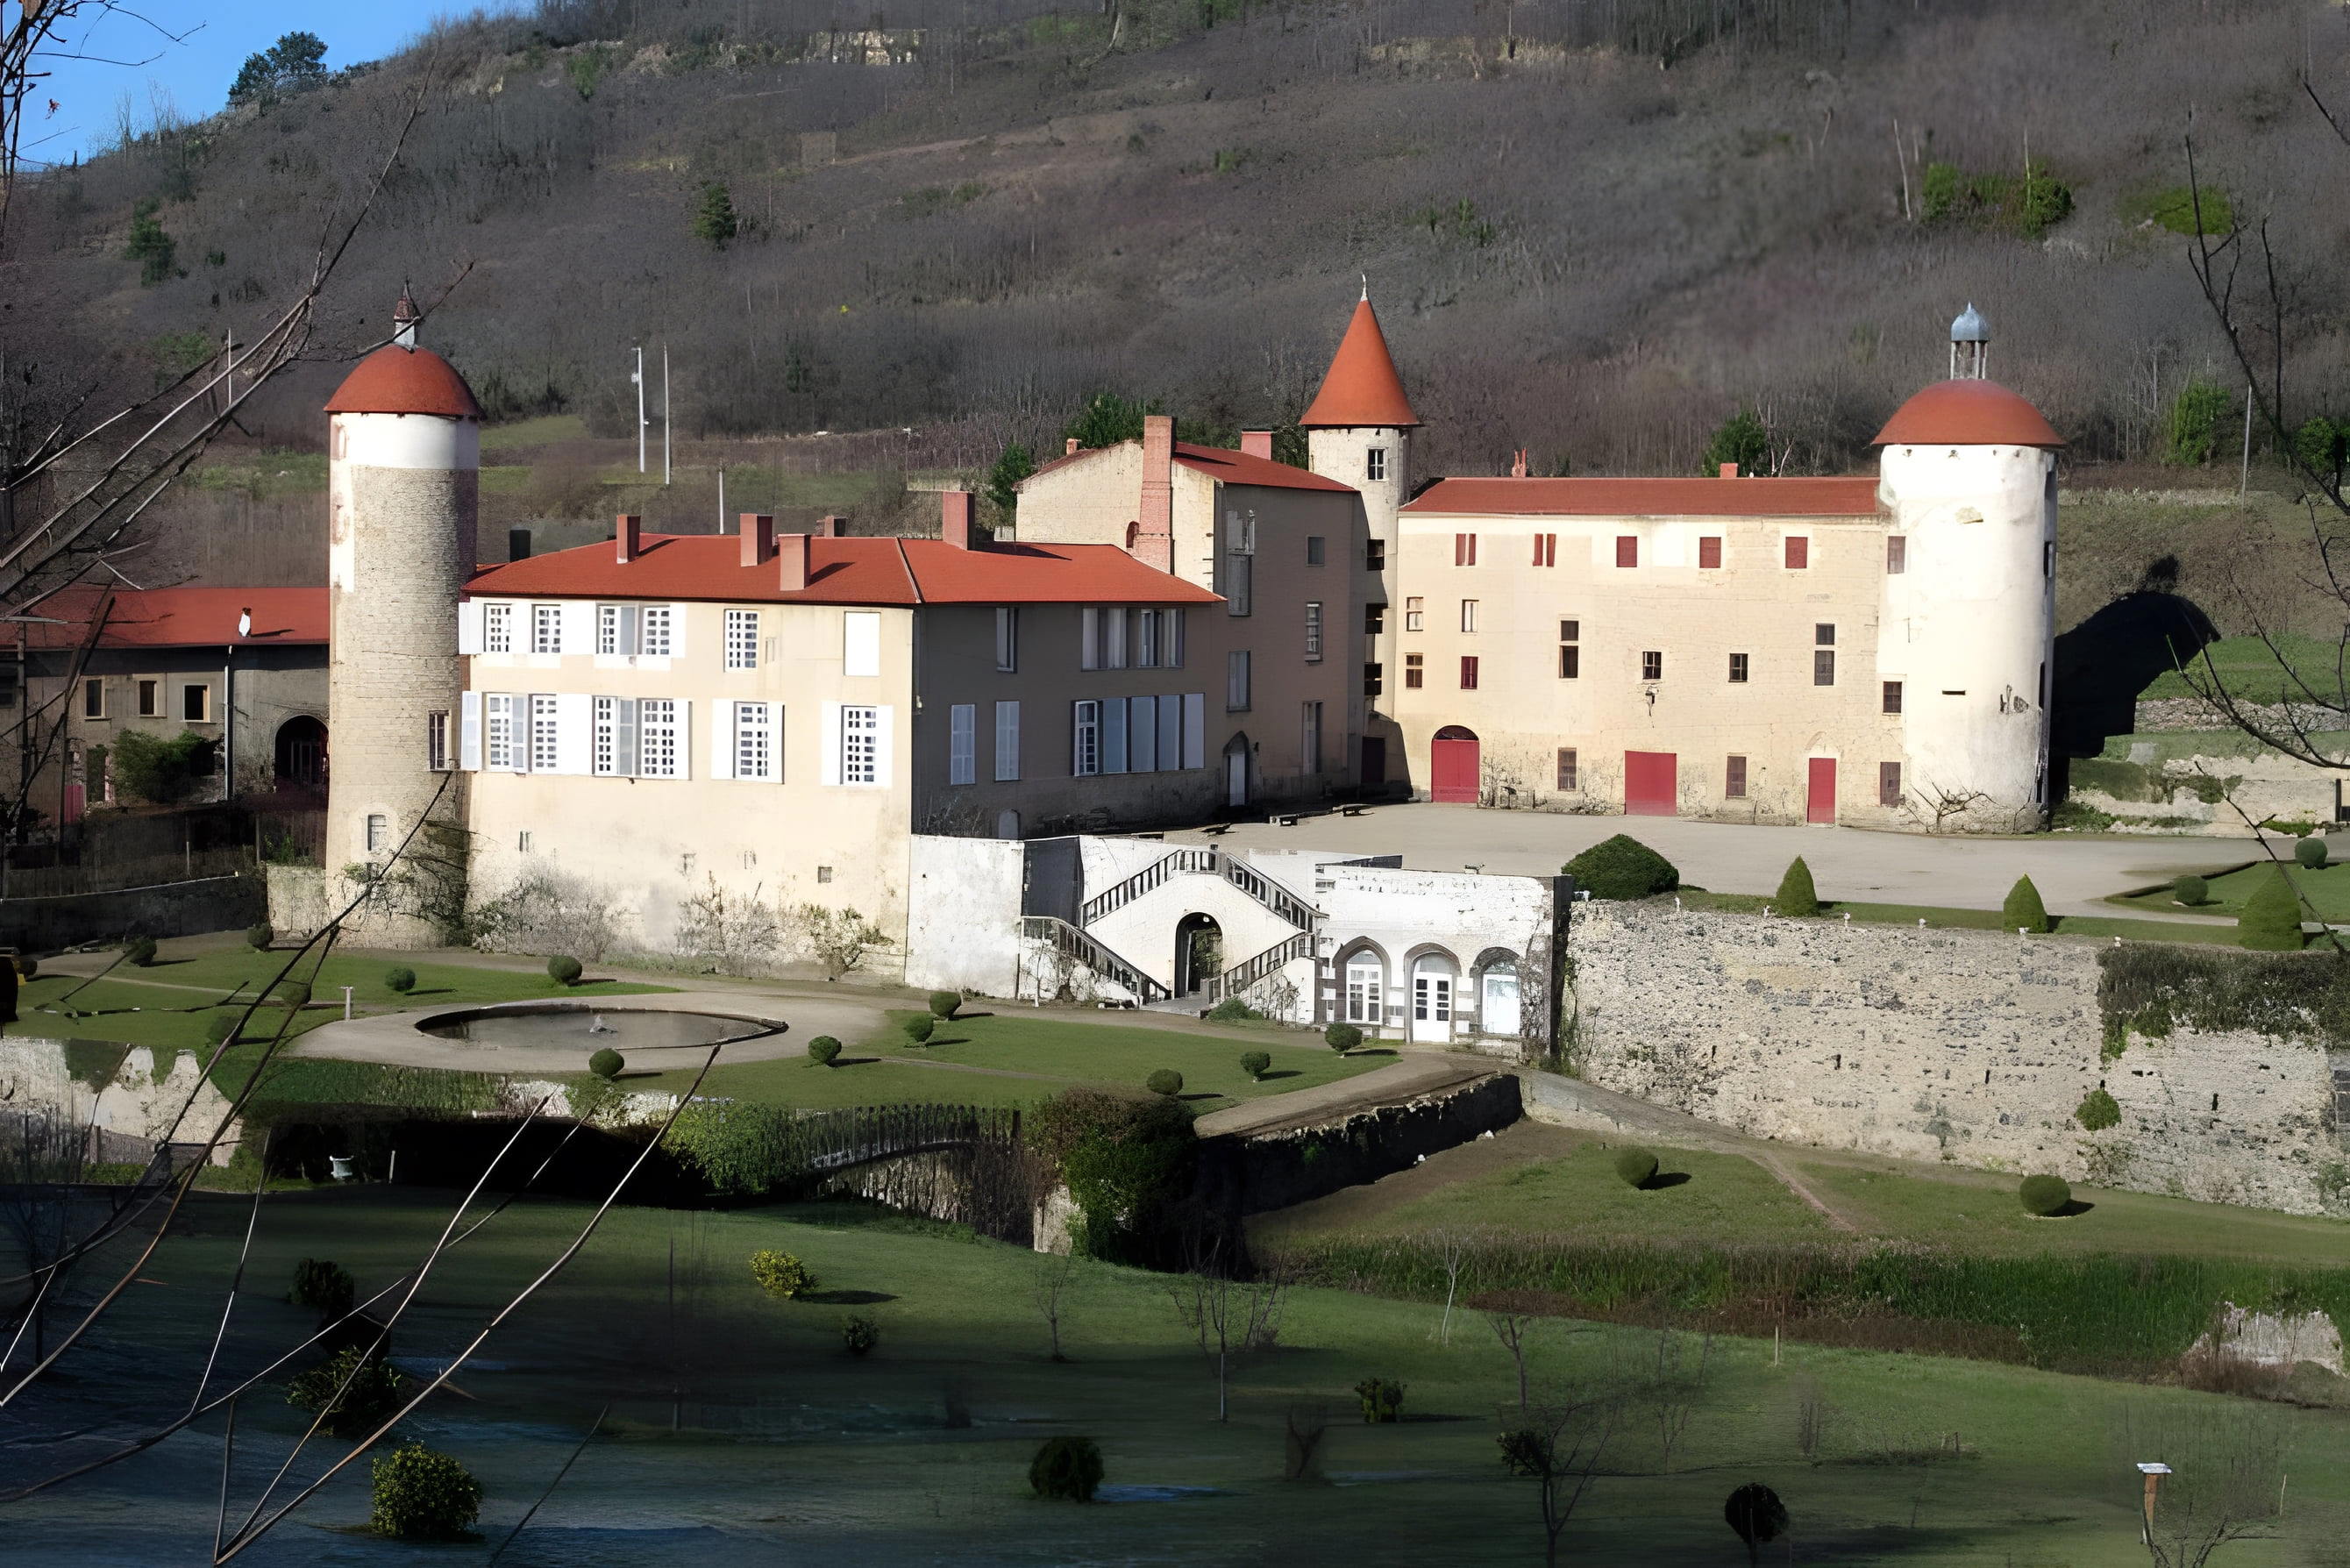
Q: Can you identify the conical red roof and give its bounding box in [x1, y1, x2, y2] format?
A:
[1300, 297, 1421, 429]
[324, 345, 482, 419]
[1873, 379, 2062, 448]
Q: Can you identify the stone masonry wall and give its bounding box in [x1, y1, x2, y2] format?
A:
[1568, 902, 2343, 1216]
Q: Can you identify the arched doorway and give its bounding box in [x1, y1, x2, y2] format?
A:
[1342, 948, 1385, 1029]
[1410, 951, 1458, 1043]
[1175, 913, 1222, 998]
[1430, 726, 1479, 803]
[275, 716, 328, 795]
[1221, 733, 1251, 809]
[995, 809, 1022, 840]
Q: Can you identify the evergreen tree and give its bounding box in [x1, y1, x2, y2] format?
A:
[1063, 391, 1156, 451]
[2164, 379, 2232, 467]
[2001, 874, 2050, 934]
[122, 200, 175, 285]
[2239, 865, 2305, 951]
[693, 182, 739, 249]
[228, 31, 328, 108]
[1773, 856, 1819, 917]
[986, 443, 1036, 517]
[1702, 408, 1770, 474]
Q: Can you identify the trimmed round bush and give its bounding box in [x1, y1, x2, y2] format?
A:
[1563, 834, 1679, 901]
[2298, 835, 2331, 871]
[1145, 1068, 1184, 1097]
[2002, 875, 2050, 935]
[123, 936, 158, 968]
[384, 966, 417, 994]
[588, 1047, 623, 1081]
[1353, 1377, 1406, 1422]
[902, 1015, 936, 1045]
[1773, 857, 1819, 917]
[749, 1249, 816, 1299]
[245, 922, 274, 952]
[546, 955, 583, 986]
[2019, 1173, 2073, 1216]
[1726, 1482, 1791, 1559]
[1240, 1050, 1272, 1080]
[1206, 997, 1261, 1023]
[808, 1036, 843, 1067]
[842, 1314, 880, 1357]
[2239, 865, 2305, 951]
[369, 1441, 482, 1540]
[2172, 874, 2208, 908]
[928, 990, 960, 1019]
[1613, 1147, 1660, 1188]
[1325, 1022, 1363, 1054]
[1029, 1435, 1104, 1501]
[2075, 1087, 2121, 1132]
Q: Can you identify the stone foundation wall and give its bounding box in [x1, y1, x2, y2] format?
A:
[1568, 902, 2343, 1216]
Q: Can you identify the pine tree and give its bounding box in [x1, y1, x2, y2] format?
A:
[2002, 874, 2050, 934]
[1702, 408, 1770, 474]
[1773, 856, 1819, 917]
[693, 182, 739, 249]
[986, 443, 1036, 517]
[2239, 865, 2305, 951]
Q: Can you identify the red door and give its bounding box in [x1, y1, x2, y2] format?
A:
[1430, 727, 1480, 803]
[1807, 757, 1837, 824]
[1624, 751, 1677, 816]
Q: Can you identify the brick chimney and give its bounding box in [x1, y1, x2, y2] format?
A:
[1241, 430, 1274, 460]
[1509, 450, 1528, 479]
[778, 531, 809, 592]
[1065, 437, 1080, 456]
[1719, 462, 1739, 479]
[940, 489, 975, 549]
[615, 514, 642, 563]
[814, 514, 842, 538]
[1135, 414, 1174, 572]
[739, 512, 776, 567]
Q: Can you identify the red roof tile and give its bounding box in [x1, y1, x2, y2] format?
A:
[324, 346, 484, 420]
[1402, 476, 1884, 518]
[464, 534, 1222, 606]
[1300, 297, 1421, 429]
[1172, 441, 1353, 493]
[23, 587, 327, 649]
[1873, 379, 2063, 448]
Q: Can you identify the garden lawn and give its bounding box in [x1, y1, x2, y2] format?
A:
[2135, 632, 2348, 704]
[1680, 890, 2240, 944]
[2111, 856, 2350, 923]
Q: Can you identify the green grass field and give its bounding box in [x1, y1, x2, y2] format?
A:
[2136, 632, 2349, 704]
[1679, 890, 2240, 944]
[2111, 857, 2350, 922]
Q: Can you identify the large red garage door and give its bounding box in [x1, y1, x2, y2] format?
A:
[1807, 757, 1838, 824]
[1625, 751, 1677, 816]
[1431, 727, 1480, 803]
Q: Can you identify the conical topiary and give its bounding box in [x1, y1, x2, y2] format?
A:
[1773, 857, 1819, 917]
[2002, 875, 2050, 934]
[2239, 865, 2306, 951]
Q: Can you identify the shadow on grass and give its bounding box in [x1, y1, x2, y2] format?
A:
[1178, 1091, 1227, 1102]
[2051, 1199, 2097, 1218]
[1254, 1069, 1304, 1082]
[1340, 1048, 1399, 1059]
[801, 1288, 897, 1305]
[817, 1055, 886, 1067]
[403, 987, 455, 997]
[1640, 1172, 1693, 1191]
[923, 1035, 973, 1048]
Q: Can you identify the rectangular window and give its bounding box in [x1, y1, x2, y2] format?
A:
[135, 679, 159, 717]
[483, 602, 513, 653]
[1560, 645, 1580, 679]
[994, 607, 1019, 672]
[840, 704, 880, 784]
[1364, 603, 1385, 635]
[1883, 681, 1904, 715]
[1879, 760, 1904, 807]
[1300, 701, 1323, 773]
[1404, 596, 1424, 631]
[366, 814, 388, 853]
[1615, 536, 1639, 569]
[1698, 536, 1722, 569]
[1460, 655, 1479, 689]
[486, 694, 516, 770]
[1364, 662, 1384, 698]
[1126, 695, 1153, 772]
[80, 678, 103, 719]
[1459, 599, 1478, 634]
[843, 610, 880, 677]
[1367, 447, 1387, 481]
[638, 605, 673, 658]
[1641, 651, 1663, 681]
[1559, 618, 1580, 642]
[993, 701, 1021, 781]
[1136, 609, 1160, 668]
[426, 711, 451, 771]
[1405, 652, 1424, 688]
[1305, 601, 1324, 661]
[1167, 608, 1185, 668]
[1072, 699, 1101, 777]
[734, 701, 775, 781]
[592, 696, 633, 776]
[1814, 650, 1837, 686]
[1887, 535, 1907, 574]
[1728, 652, 1748, 683]
[1103, 606, 1129, 669]
[1533, 533, 1557, 567]
[531, 602, 562, 653]
[1454, 532, 1478, 567]
[949, 703, 977, 784]
[1365, 538, 1386, 572]
[1784, 536, 1809, 570]
[1307, 535, 1326, 567]
[530, 694, 559, 770]
[1227, 650, 1251, 711]
[1556, 748, 1578, 791]
[1080, 607, 1100, 671]
[724, 609, 759, 670]
[1225, 513, 1255, 616]
[1727, 755, 1748, 799]
[1816, 623, 1836, 645]
[182, 682, 210, 723]
[2043, 540, 2055, 580]
[638, 698, 682, 778]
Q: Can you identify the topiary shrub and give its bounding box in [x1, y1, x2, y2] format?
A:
[546, 955, 583, 986]
[384, 966, 417, 994]
[1145, 1068, 1184, 1097]
[902, 1014, 936, 1045]
[588, 1047, 623, 1081]
[1240, 1050, 1272, 1080]
[1325, 1022, 1363, 1054]
[272, 980, 312, 1011]
[2172, 874, 2208, 908]
[2072, 1087, 2122, 1131]
[928, 990, 960, 1019]
[2239, 865, 2305, 951]
[841, 1314, 880, 1357]
[749, 1249, 816, 1299]
[2002, 875, 2050, 934]
[808, 1037, 843, 1067]
[290, 1258, 356, 1316]
[123, 936, 158, 968]
[1029, 1435, 1105, 1501]
[245, 922, 274, 952]
[1206, 997, 1262, 1023]
[1353, 1377, 1406, 1423]
[1613, 1147, 1659, 1189]
[2298, 835, 2331, 871]
[1773, 857, 1819, 917]
[369, 1441, 482, 1540]
[2019, 1173, 2072, 1216]
[287, 1343, 405, 1438]
[1562, 834, 1678, 901]
[1725, 1482, 1791, 1565]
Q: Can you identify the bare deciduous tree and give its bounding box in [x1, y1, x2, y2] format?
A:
[2111, 1398, 2288, 1568]
[1497, 1380, 1626, 1568]
[1168, 1251, 1285, 1423]
[1031, 1249, 1076, 1363]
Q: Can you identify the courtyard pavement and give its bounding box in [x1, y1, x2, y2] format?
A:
[1165, 803, 2282, 917]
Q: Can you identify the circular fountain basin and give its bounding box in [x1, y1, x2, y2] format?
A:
[414, 1001, 786, 1052]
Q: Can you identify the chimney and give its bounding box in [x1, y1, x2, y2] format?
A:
[507, 526, 532, 562]
[739, 512, 776, 567]
[778, 531, 809, 592]
[1509, 449, 1528, 478]
[393, 288, 419, 350]
[940, 489, 975, 549]
[1065, 437, 1080, 456]
[1241, 430, 1274, 460]
[814, 514, 842, 538]
[1719, 462, 1739, 479]
[615, 514, 642, 564]
[1135, 414, 1175, 572]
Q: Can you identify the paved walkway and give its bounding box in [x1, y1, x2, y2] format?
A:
[1169, 802, 2274, 916]
[1193, 1055, 1494, 1138]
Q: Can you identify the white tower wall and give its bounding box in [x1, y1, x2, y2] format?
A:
[1308, 424, 1407, 773]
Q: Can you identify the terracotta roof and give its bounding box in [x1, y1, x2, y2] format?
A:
[464, 534, 1223, 606]
[1020, 439, 1353, 493]
[1300, 297, 1421, 429]
[1402, 476, 1884, 517]
[1873, 379, 2063, 448]
[22, 587, 327, 649]
[324, 345, 483, 419]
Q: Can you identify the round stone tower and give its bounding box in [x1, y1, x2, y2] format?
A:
[321, 300, 481, 943]
[1873, 308, 2062, 830]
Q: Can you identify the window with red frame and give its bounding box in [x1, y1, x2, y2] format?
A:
[1460, 655, 1479, 689]
[1454, 533, 1478, 567]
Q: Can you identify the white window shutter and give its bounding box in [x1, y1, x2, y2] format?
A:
[616, 697, 640, 776]
[671, 699, 691, 779]
[507, 695, 530, 773]
[843, 611, 880, 677]
[555, 693, 593, 774]
[460, 690, 481, 769]
[457, 600, 484, 656]
[771, 704, 786, 782]
[820, 702, 843, 786]
[560, 601, 594, 655]
[950, 703, 976, 785]
[872, 705, 894, 788]
[711, 699, 736, 780]
[1183, 694, 1204, 769]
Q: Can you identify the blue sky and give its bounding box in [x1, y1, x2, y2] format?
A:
[25, 2, 518, 164]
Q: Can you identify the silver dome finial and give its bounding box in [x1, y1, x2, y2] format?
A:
[1948, 303, 1990, 378]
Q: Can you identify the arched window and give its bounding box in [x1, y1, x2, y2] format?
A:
[1480, 959, 1521, 1037]
[1344, 951, 1384, 1025]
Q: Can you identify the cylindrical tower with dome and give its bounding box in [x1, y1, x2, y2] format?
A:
[321, 299, 480, 942]
[1875, 307, 2062, 829]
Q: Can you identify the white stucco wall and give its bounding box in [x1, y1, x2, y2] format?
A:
[904, 835, 1026, 996]
[1316, 866, 1555, 1045]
